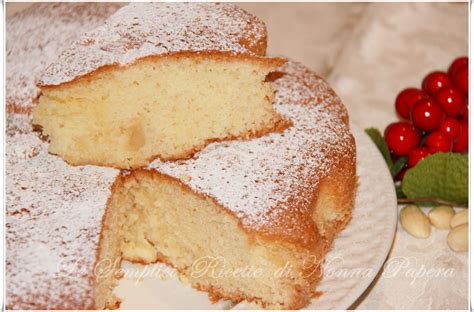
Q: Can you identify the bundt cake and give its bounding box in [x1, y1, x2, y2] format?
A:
[32, 3, 289, 169]
[6, 3, 356, 309]
[6, 60, 356, 309]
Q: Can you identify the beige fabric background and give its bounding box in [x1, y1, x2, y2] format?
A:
[6, 2, 469, 309]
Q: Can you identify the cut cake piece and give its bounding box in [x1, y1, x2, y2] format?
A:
[97, 61, 356, 309]
[32, 3, 289, 169]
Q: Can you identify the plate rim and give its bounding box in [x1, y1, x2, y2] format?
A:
[334, 122, 398, 309]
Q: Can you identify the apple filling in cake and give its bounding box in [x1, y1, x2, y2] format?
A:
[33, 54, 287, 169]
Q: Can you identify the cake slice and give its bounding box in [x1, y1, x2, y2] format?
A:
[97, 61, 356, 309]
[32, 3, 289, 169]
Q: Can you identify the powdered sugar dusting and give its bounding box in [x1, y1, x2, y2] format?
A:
[5, 130, 118, 309]
[152, 61, 355, 235]
[6, 3, 122, 113]
[5, 61, 353, 308]
[39, 3, 267, 86]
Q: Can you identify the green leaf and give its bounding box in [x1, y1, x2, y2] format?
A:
[365, 128, 392, 167]
[402, 152, 468, 205]
[395, 184, 406, 199]
[390, 156, 407, 177]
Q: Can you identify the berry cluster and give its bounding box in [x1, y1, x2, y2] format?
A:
[385, 57, 469, 180]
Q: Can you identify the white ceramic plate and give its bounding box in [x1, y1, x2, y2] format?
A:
[115, 123, 398, 310]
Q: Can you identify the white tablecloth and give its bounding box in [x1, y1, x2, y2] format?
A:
[327, 3, 468, 309]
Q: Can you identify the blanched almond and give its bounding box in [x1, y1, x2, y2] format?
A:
[447, 223, 468, 252]
[450, 209, 468, 228]
[400, 205, 431, 238]
[428, 205, 455, 229]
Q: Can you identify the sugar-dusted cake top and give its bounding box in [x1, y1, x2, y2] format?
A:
[151, 61, 355, 247]
[39, 3, 268, 87]
[6, 3, 122, 113]
[5, 60, 353, 308]
[5, 123, 118, 309]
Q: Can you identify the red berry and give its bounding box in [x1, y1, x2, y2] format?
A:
[438, 117, 462, 141]
[453, 120, 469, 153]
[384, 122, 421, 156]
[422, 71, 452, 95]
[452, 64, 468, 94]
[424, 131, 453, 153]
[434, 87, 466, 117]
[448, 57, 468, 77]
[407, 147, 431, 168]
[410, 98, 446, 131]
[395, 88, 428, 119]
[462, 103, 468, 121]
